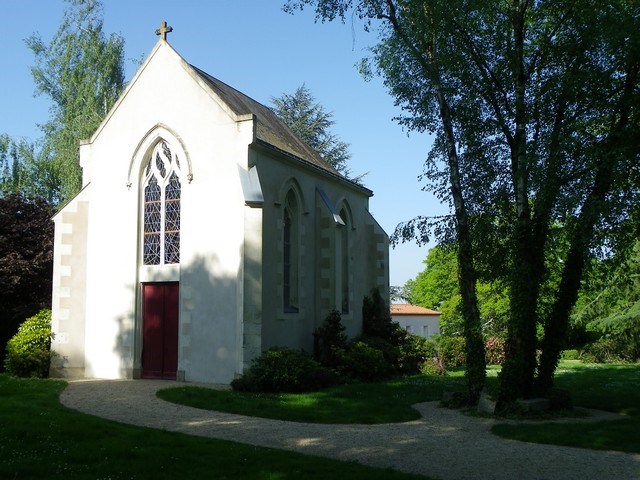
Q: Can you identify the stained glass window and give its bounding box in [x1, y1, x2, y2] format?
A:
[339, 208, 350, 314]
[283, 190, 299, 313]
[142, 141, 181, 265]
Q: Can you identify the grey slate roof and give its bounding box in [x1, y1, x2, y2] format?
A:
[191, 66, 341, 177]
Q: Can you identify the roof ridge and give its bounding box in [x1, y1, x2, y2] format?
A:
[190, 65, 340, 176]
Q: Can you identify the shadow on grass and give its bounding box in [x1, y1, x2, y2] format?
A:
[0, 375, 432, 480]
[158, 373, 466, 424]
[491, 361, 640, 453]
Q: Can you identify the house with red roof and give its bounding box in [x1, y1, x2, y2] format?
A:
[390, 304, 441, 339]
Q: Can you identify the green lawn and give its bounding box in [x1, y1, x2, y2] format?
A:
[159, 361, 640, 454]
[158, 373, 465, 424]
[0, 375, 431, 480]
[491, 362, 640, 453]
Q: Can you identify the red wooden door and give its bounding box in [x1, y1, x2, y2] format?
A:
[142, 282, 179, 379]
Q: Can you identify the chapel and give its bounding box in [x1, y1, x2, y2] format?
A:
[49, 24, 389, 384]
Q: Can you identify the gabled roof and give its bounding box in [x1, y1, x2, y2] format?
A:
[192, 67, 341, 174]
[390, 304, 441, 316]
[86, 40, 371, 195]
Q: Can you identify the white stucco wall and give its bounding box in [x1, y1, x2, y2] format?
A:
[73, 42, 251, 382]
[51, 40, 389, 384]
[392, 314, 441, 339]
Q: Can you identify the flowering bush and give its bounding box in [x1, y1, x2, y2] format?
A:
[485, 337, 506, 365]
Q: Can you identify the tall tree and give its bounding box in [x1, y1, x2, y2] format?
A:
[0, 194, 54, 369]
[271, 84, 352, 176]
[406, 245, 510, 338]
[286, 0, 640, 407]
[0, 135, 58, 203]
[25, 0, 125, 204]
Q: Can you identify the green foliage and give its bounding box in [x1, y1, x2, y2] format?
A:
[405, 246, 510, 338]
[560, 349, 580, 360]
[406, 246, 458, 311]
[0, 195, 54, 367]
[355, 335, 400, 371]
[363, 288, 406, 345]
[231, 347, 337, 393]
[0, 135, 49, 200]
[313, 309, 347, 368]
[23, 0, 125, 203]
[433, 335, 466, 368]
[586, 303, 640, 362]
[398, 334, 437, 374]
[3, 310, 53, 378]
[360, 289, 436, 376]
[271, 84, 352, 176]
[287, 0, 640, 407]
[484, 337, 506, 365]
[573, 240, 640, 362]
[334, 341, 394, 382]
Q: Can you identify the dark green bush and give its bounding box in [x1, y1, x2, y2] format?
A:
[579, 337, 632, 363]
[398, 334, 437, 374]
[434, 335, 466, 367]
[356, 335, 401, 371]
[3, 309, 53, 378]
[334, 341, 393, 382]
[586, 305, 640, 363]
[362, 288, 406, 346]
[313, 309, 347, 368]
[231, 346, 337, 393]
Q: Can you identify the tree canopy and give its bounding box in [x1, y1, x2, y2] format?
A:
[0, 194, 54, 369]
[286, 0, 640, 407]
[271, 83, 352, 177]
[4, 0, 126, 205]
[406, 245, 510, 338]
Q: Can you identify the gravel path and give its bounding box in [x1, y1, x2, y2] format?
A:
[60, 379, 640, 480]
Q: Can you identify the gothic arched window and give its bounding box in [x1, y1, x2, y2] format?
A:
[337, 207, 350, 314]
[142, 141, 181, 265]
[283, 190, 300, 312]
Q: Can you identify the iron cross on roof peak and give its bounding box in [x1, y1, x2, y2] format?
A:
[155, 21, 173, 41]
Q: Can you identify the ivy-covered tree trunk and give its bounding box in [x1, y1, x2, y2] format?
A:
[537, 59, 639, 393]
[386, 3, 486, 404]
[497, 1, 539, 407]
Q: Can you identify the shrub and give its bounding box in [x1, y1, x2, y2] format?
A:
[560, 349, 580, 360]
[434, 335, 466, 367]
[579, 338, 631, 363]
[421, 356, 447, 375]
[484, 337, 506, 365]
[356, 335, 401, 371]
[362, 288, 406, 346]
[231, 347, 337, 393]
[313, 309, 347, 368]
[398, 334, 437, 374]
[3, 309, 53, 378]
[586, 305, 640, 362]
[334, 341, 393, 382]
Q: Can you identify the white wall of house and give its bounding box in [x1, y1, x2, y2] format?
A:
[392, 313, 441, 339]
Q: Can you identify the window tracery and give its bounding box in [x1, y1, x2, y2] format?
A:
[142, 141, 181, 265]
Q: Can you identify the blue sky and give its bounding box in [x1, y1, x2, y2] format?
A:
[2, 0, 448, 288]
